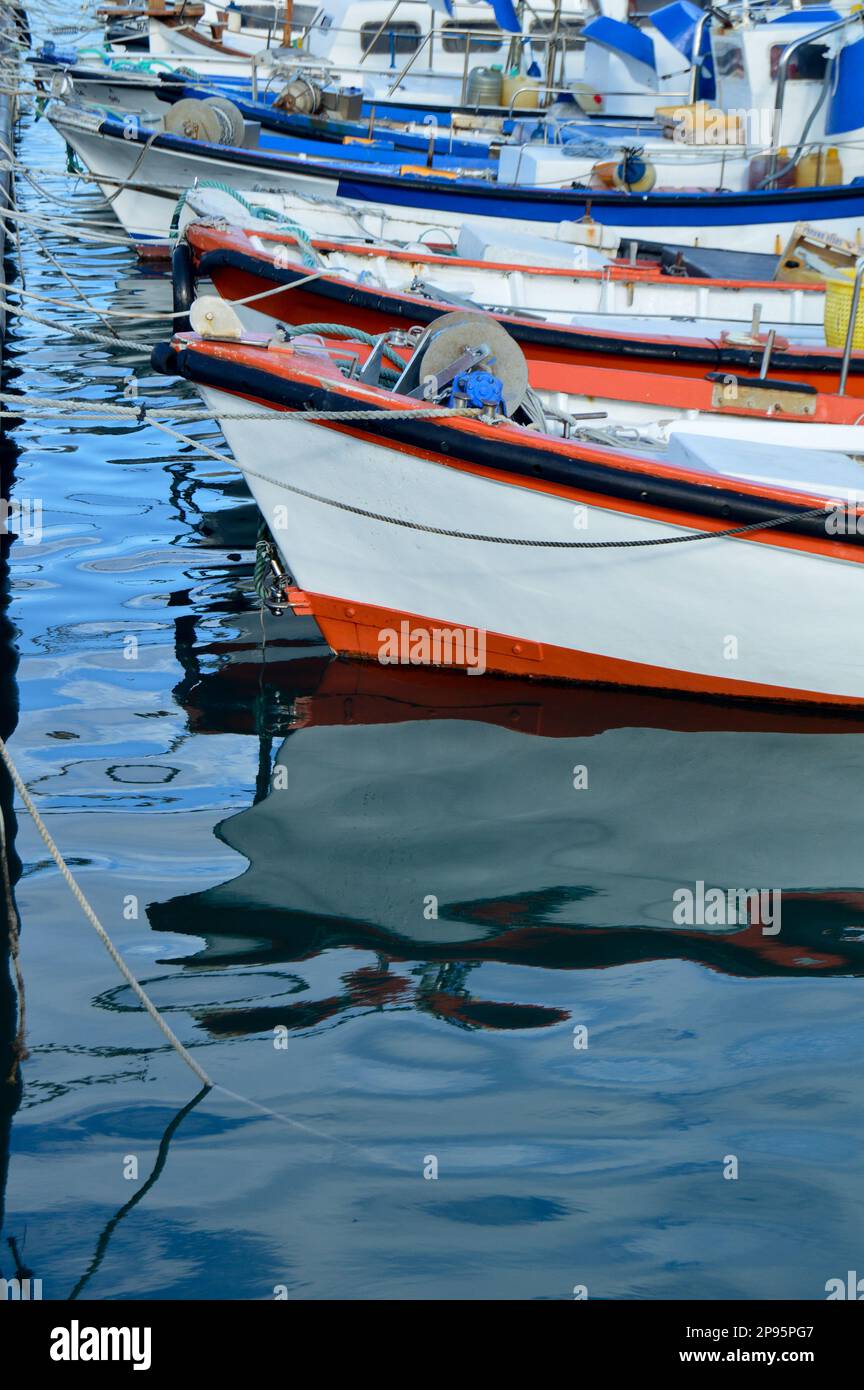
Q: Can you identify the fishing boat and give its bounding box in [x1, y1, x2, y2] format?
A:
[177, 214, 864, 392]
[43, 89, 864, 252]
[31, 51, 511, 149]
[46, 2, 864, 249]
[151, 309, 864, 705]
[140, 0, 703, 116]
[177, 177, 624, 250]
[50, 0, 712, 118]
[111, 0, 577, 106]
[37, 58, 517, 157]
[44, 7, 864, 251]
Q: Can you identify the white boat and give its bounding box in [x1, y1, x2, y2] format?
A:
[142, 0, 693, 115]
[152, 315, 864, 705]
[56, 0, 702, 121]
[180, 191, 834, 339]
[47, 1, 864, 252]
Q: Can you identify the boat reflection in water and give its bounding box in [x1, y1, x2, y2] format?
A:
[150, 652, 864, 1040]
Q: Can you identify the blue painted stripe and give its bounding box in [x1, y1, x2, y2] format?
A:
[332, 176, 864, 230]
[100, 115, 864, 232]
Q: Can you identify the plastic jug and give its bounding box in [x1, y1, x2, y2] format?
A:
[501, 67, 540, 110]
[793, 147, 843, 187]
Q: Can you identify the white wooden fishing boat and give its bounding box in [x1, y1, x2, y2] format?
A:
[180, 202, 837, 348]
[45, 0, 864, 254]
[152, 312, 864, 705]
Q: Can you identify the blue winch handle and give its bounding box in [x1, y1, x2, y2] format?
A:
[448, 370, 505, 412]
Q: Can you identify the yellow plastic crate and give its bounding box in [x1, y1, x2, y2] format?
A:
[825, 269, 864, 349]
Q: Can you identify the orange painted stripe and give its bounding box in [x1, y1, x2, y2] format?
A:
[202, 257, 863, 397]
[294, 590, 864, 707]
[186, 221, 828, 293]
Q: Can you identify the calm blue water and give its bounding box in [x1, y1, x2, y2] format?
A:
[1, 103, 864, 1303]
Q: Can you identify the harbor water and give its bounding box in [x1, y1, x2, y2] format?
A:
[2, 104, 864, 1303]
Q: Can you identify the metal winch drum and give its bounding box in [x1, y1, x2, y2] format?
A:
[163, 96, 245, 145]
[411, 311, 529, 417]
[274, 76, 324, 117]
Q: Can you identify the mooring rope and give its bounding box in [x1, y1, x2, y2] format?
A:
[0, 202, 135, 243]
[0, 735, 214, 1088]
[25, 210, 122, 336]
[0, 298, 155, 351]
[0, 390, 479, 423]
[0, 266, 327, 321]
[0, 390, 836, 548]
[0, 797, 26, 1083]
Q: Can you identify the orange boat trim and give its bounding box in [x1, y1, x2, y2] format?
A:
[288, 588, 864, 707]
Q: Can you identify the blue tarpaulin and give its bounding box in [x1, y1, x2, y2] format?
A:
[427, 0, 520, 30]
[582, 16, 656, 72]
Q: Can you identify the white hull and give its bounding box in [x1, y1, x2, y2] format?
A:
[55, 110, 347, 241]
[179, 183, 621, 251]
[199, 385, 864, 702]
[55, 108, 864, 255]
[147, 18, 272, 59]
[229, 230, 827, 333]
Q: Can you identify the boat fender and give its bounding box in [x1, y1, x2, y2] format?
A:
[612, 148, 657, 194]
[49, 69, 74, 100]
[172, 241, 196, 333]
[189, 296, 244, 342]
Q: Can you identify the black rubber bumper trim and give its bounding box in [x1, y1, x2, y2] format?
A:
[151, 340, 856, 546]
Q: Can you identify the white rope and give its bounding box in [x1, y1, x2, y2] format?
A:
[0, 390, 479, 424]
[0, 265, 328, 320]
[0, 296, 151, 349]
[0, 203, 134, 242]
[0, 734, 214, 1088]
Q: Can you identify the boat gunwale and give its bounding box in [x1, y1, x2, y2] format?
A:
[155, 333, 864, 562]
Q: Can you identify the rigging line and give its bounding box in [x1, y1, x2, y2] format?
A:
[0, 264, 326, 319]
[0, 734, 214, 1089]
[2, 395, 827, 552]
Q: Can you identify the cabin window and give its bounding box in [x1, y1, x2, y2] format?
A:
[529, 19, 585, 53]
[441, 21, 504, 54]
[714, 39, 746, 80]
[769, 42, 829, 81]
[232, 3, 319, 27]
[360, 21, 421, 55]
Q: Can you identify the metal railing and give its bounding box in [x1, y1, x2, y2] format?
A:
[839, 256, 864, 396]
[769, 10, 863, 180]
[377, 23, 579, 103]
[687, 8, 711, 105]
